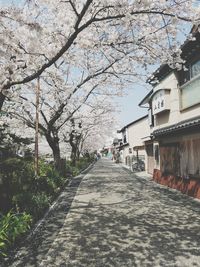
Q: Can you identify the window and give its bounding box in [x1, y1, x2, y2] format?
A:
[181, 77, 200, 109]
[180, 59, 200, 110]
[123, 128, 128, 143]
[191, 60, 200, 78]
[179, 60, 200, 110]
[179, 59, 200, 86]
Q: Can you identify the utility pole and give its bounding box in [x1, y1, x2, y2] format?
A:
[35, 77, 40, 176]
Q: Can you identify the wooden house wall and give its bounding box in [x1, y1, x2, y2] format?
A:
[160, 137, 200, 178]
[160, 143, 180, 176]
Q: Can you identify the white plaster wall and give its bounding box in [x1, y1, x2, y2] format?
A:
[127, 117, 150, 148]
[179, 103, 200, 121]
[121, 117, 150, 167]
[122, 146, 129, 164]
[120, 117, 150, 165]
[153, 72, 180, 130]
[153, 71, 200, 131]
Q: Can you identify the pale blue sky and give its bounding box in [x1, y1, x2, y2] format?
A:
[117, 84, 150, 126]
[0, 0, 21, 5]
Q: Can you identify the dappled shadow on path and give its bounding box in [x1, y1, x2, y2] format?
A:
[6, 159, 200, 267]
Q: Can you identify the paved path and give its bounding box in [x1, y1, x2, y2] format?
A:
[6, 158, 200, 267]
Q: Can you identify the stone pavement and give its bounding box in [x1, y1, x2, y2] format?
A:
[6, 158, 200, 267]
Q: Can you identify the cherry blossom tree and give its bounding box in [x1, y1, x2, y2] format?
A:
[0, 0, 198, 111]
[76, 112, 118, 156]
[62, 95, 117, 165]
[3, 60, 119, 170]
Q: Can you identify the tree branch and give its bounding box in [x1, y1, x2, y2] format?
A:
[48, 57, 120, 128]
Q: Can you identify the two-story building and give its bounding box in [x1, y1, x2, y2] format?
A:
[117, 115, 150, 170]
[139, 27, 200, 198]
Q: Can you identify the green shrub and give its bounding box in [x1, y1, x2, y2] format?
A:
[76, 157, 92, 170]
[31, 192, 51, 220]
[0, 158, 35, 212]
[12, 192, 34, 212]
[66, 157, 92, 176]
[0, 211, 32, 258]
[0, 157, 35, 193]
[0, 158, 67, 217]
[12, 192, 51, 221]
[72, 166, 80, 176]
[38, 160, 66, 193]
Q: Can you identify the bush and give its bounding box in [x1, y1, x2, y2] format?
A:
[71, 166, 80, 176]
[39, 159, 66, 192]
[0, 157, 35, 195]
[30, 192, 51, 220]
[0, 211, 32, 258]
[12, 192, 51, 221]
[76, 158, 89, 170]
[0, 157, 69, 258]
[0, 155, 95, 259]
[66, 156, 93, 176]
[0, 158, 68, 214]
[12, 192, 34, 213]
[0, 158, 35, 213]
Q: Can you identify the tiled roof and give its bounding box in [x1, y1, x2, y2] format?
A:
[153, 116, 200, 137]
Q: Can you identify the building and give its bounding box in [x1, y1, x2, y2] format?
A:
[139, 27, 200, 198]
[117, 115, 150, 170]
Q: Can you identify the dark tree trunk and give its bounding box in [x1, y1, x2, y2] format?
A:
[70, 144, 77, 166]
[0, 92, 6, 111]
[52, 143, 61, 171]
[45, 133, 61, 171]
[70, 133, 81, 166]
[69, 130, 82, 166]
[77, 149, 80, 161]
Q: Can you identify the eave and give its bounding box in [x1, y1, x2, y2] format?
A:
[153, 116, 200, 137]
[138, 89, 153, 107]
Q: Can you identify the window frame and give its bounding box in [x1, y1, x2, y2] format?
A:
[190, 59, 200, 79]
[180, 71, 200, 110]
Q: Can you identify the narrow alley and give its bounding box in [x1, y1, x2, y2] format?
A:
[7, 159, 200, 267]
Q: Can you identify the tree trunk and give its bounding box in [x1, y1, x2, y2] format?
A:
[69, 130, 77, 166]
[0, 92, 6, 111]
[77, 149, 80, 161]
[70, 144, 77, 166]
[52, 143, 61, 171]
[45, 133, 61, 171]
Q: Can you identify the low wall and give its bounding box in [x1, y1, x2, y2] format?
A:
[153, 169, 200, 199]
